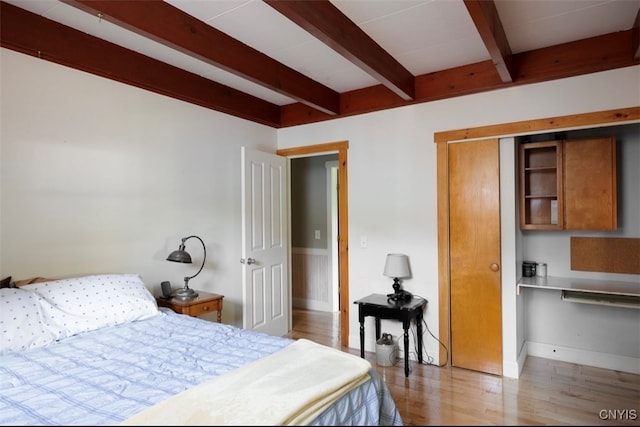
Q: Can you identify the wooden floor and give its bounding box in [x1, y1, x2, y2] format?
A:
[284, 308, 640, 426]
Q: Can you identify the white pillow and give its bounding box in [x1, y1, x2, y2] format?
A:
[22, 273, 159, 336]
[0, 287, 67, 354]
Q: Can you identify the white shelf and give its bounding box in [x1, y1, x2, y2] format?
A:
[518, 276, 640, 308]
[561, 290, 639, 309]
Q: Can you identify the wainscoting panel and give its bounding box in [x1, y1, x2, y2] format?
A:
[292, 247, 332, 312]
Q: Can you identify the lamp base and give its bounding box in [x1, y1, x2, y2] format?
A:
[173, 287, 199, 300]
[387, 277, 412, 302]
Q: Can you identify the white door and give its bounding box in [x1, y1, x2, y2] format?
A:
[241, 147, 289, 336]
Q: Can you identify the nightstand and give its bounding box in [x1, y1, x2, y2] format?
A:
[354, 293, 427, 377]
[156, 290, 223, 322]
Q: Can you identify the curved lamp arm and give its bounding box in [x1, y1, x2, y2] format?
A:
[181, 235, 206, 287]
[167, 235, 206, 295]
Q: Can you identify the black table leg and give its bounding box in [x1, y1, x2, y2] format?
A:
[403, 326, 410, 377]
[417, 313, 424, 364]
[359, 321, 365, 358]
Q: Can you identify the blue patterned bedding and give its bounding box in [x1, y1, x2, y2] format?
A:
[0, 308, 402, 426]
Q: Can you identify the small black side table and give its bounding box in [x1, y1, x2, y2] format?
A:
[354, 293, 428, 377]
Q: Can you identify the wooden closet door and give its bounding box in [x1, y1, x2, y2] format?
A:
[449, 139, 502, 376]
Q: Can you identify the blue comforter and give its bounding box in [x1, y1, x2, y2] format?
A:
[0, 309, 401, 425]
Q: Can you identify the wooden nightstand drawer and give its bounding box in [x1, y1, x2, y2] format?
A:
[183, 299, 221, 317]
[156, 290, 224, 322]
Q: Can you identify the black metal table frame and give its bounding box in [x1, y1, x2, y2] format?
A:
[354, 293, 427, 377]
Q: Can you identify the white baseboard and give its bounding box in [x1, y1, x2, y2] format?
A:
[526, 341, 640, 375]
[502, 345, 529, 379]
[292, 297, 332, 312]
[502, 359, 521, 379]
[348, 338, 639, 377]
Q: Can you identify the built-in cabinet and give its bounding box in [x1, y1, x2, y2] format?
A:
[519, 136, 617, 230]
[519, 140, 563, 229]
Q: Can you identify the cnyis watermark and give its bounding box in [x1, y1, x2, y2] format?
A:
[599, 409, 638, 421]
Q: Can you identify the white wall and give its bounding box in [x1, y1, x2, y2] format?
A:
[277, 65, 640, 373]
[2, 46, 639, 374]
[499, 136, 522, 378]
[0, 48, 277, 326]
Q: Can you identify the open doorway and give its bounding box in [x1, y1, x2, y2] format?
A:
[277, 141, 350, 346]
[290, 155, 339, 313]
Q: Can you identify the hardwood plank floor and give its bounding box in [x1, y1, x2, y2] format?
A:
[284, 308, 640, 426]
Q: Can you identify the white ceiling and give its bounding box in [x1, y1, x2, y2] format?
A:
[4, 0, 639, 107]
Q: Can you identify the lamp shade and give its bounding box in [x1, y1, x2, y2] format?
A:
[383, 253, 411, 278]
[166, 244, 192, 263]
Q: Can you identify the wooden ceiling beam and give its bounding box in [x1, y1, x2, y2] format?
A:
[64, 0, 340, 116]
[0, 2, 281, 127]
[514, 31, 636, 82]
[463, 0, 514, 83]
[265, 0, 415, 101]
[2, 2, 637, 129]
[280, 30, 639, 127]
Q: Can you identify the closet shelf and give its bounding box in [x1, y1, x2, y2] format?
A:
[517, 276, 640, 309]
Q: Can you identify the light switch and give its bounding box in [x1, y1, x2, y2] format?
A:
[315, 230, 321, 239]
[360, 236, 368, 248]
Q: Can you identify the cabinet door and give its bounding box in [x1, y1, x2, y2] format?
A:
[519, 141, 563, 229]
[563, 137, 617, 230]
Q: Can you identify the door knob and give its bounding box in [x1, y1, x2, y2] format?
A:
[490, 263, 500, 272]
[240, 257, 256, 265]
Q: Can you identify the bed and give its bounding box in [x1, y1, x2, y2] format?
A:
[0, 273, 402, 426]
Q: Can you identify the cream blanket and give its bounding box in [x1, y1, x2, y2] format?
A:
[122, 339, 372, 426]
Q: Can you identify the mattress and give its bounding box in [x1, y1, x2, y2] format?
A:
[1, 307, 402, 425]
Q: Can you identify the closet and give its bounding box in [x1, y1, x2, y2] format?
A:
[435, 107, 639, 376]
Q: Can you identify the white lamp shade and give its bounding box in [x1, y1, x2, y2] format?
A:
[383, 253, 411, 278]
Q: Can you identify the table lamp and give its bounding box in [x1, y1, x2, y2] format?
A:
[166, 235, 206, 300]
[383, 253, 412, 301]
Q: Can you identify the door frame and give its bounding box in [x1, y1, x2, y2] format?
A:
[277, 141, 350, 346]
[434, 107, 640, 367]
[326, 160, 340, 312]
